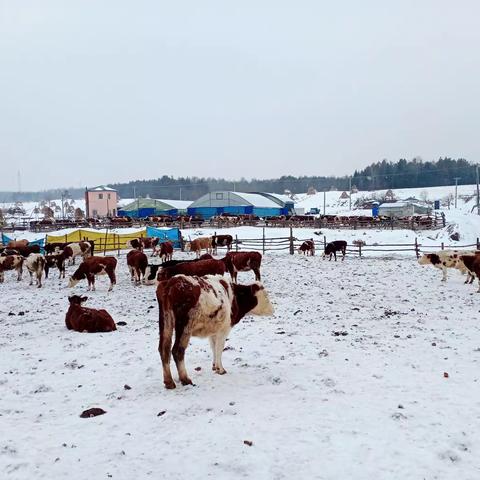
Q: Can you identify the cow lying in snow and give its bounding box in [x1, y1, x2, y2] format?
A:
[68, 256, 117, 291]
[0, 254, 23, 283]
[298, 239, 315, 256]
[25, 253, 46, 287]
[324, 240, 347, 261]
[418, 250, 479, 282]
[65, 295, 116, 333]
[156, 274, 274, 389]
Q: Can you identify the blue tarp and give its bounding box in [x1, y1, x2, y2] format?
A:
[1, 234, 45, 252]
[146, 226, 182, 248]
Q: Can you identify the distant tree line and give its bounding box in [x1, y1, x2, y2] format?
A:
[0, 157, 477, 202]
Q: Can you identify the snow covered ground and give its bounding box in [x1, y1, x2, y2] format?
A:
[2, 251, 480, 479]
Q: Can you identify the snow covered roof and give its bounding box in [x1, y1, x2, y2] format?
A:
[119, 197, 190, 211]
[253, 192, 295, 206]
[231, 192, 281, 208]
[87, 185, 117, 192]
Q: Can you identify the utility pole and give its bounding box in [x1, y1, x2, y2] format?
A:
[179, 187, 182, 200]
[454, 177, 461, 209]
[476, 165, 480, 215]
[323, 191, 326, 216]
[349, 176, 352, 210]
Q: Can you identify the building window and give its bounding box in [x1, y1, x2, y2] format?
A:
[108, 193, 111, 199]
[98, 193, 103, 199]
[215, 192, 223, 200]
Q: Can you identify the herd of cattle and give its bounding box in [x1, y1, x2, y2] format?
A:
[2, 233, 480, 389]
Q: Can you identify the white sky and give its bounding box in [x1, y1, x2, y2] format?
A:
[1, 0, 479, 191]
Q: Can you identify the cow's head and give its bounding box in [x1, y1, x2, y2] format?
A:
[68, 270, 85, 288]
[249, 283, 274, 316]
[184, 241, 192, 252]
[68, 295, 88, 305]
[144, 264, 161, 285]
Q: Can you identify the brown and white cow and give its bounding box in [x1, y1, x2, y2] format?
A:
[126, 237, 160, 254]
[418, 250, 479, 282]
[25, 253, 46, 288]
[67, 241, 92, 265]
[156, 258, 226, 283]
[0, 254, 24, 283]
[65, 295, 117, 333]
[298, 239, 315, 256]
[44, 247, 73, 279]
[223, 251, 262, 283]
[457, 254, 480, 290]
[127, 250, 148, 285]
[153, 241, 174, 262]
[68, 256, 117, 291]
[157, 274, 274, 389]
[7, 239, 29, 249]
[211, 234, 233, 254]
[185, 237, 212, 258]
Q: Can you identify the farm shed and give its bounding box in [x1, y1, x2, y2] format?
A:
[118, 198, 191, 218]
[187, 191, 290, 219]
[378, 201, 432, 217]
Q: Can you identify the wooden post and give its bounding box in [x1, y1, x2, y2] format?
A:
[117, 234, 120, 257]
[103, 228, 109, 256]
[289, 226, 294, 255]
[262, 227, 266, 255]
[235, 235, 239, 252]
[323, 235, 327, 250]
[441, 242, 444, 251]
[415, 237, 420, 258]
[358, 242, 362, 258]
[477, 237, 480, 250]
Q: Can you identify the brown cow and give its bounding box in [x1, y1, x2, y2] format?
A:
[0, 254, 24, 282]
[25, 253, 46, 288]
[298, 239, 315, 256]
[157, 274, 274, 389]
[211, 234, 233, 254]
[65, 295, 117, 333]
[185, 237, 212, 258]
[14, 245, 41, 257]
[223, 251, 262, 283]
[68, 256, 117, 291]
[7, 239, 29, 249]
[153, 241, 174, 262]
[457, 254, 480, 291]
[127, 250, 148, 285]
[127, 237, 160, 254]
[157, 258, 226, 283]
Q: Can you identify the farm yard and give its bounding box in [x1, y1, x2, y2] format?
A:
[1, 247, 480, 479]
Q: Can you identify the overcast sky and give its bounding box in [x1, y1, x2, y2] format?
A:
[1, 1, 479, 191]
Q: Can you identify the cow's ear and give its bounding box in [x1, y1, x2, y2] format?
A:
[250, 284, 261, 294]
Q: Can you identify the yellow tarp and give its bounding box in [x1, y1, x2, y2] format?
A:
[46, 229, 147, 253]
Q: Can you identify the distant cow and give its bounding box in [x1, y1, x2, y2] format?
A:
[324, 240, 347, 261]
[13, 244, 41, 257]
[44, 242, 69, 256]
[24, 253, 46, 288]
[418, 250, 479, 282]
[298, 239, 315, 256]
[66, 295, 117, 333]
[153, 241, 174, 262]
[44, 247, 73, 279]
[223, 251, 262, 283]
[0, 254, 23, 283]
[67, 241, 92, 265]
[185, 237, 212, 258]
[68, 256, 117, 291]
[7, 239, 29, 249]
[127, 237, 160, 254]
[211, 234, 233, 254]
[127, 250, 148, 285]
[156, 274, 274, 389]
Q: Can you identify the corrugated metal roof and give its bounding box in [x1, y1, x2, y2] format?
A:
[87, 185, 117, 192]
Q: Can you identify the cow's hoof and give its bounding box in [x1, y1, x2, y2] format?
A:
[215, 368, 227, 375]
[164, 380, 176, 389]
[212, 364, 216, 371]
[180, 377, 193, 386]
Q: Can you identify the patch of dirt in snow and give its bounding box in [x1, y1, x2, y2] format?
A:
[1, 252, 480, 479]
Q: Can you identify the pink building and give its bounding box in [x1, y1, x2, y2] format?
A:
[85, 185, 119, 218]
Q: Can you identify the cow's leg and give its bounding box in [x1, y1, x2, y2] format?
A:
[128, 266, 134, 282]
[172, 327, 193, 386]
[342, 248, 346, 261]
[29, 271, 33, 286]
[158, 312, 176, 389]
[253, 267, 261, 282]
[209, 336, 217, 370]
[213, 331, 229, 375]
[37, 270, 42, 288]
[107, 269, 116, 291]
[441, 267, 447, 282]
[45, 265, 49, 279]
[17, 266, 23, 281]
[477, 277, 480, 293]
[0, 272, 3, 283]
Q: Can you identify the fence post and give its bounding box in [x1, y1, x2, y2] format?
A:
[103, 228, 109, 256]
[415, 237, 420, 258]
[441, 242, 444, 251]
[289, 226, 294, 255]
[235, 235, 239, 252]
[117, 234, 120, 257]
[358, 242, 362, 258]
[262, 227, 266, 255]
[323, 235, 327, 250]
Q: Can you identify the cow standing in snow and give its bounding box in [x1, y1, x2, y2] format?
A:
[25, 253, 46, 288]
[418, 250, 479, 282]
